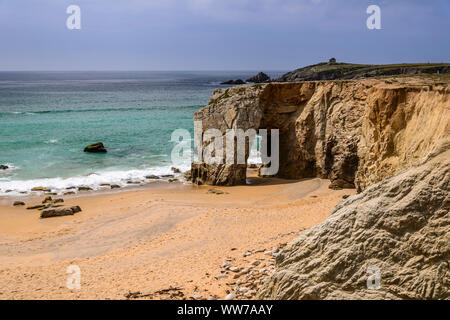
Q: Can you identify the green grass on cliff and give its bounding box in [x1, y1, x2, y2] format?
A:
[278, 62, 450, 82]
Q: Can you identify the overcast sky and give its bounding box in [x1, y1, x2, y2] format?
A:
[0, 0, 449, 71]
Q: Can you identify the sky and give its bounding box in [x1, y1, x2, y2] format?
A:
[0, 0, 449, 71]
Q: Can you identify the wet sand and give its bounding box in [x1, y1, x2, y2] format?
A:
[0, 175, 355, 299]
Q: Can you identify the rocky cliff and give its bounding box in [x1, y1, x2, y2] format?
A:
[258, 141, 449, 299]
[276, 62, 450, 82]
[191, 76, 450, 191]
[192, 75, 449, 300]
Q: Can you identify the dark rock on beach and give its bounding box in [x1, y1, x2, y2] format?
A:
[27, 204, 47, 210]
[183, 170, 192, 181]
[171, 167, 181, 173]
[31, 187, 51, 192]
[246, 72, 270, 83]
[84, 142, 107, 153]
[42, 196, 53, 204]
[40, 206, 82, 219]
[111, 184, 121, 189]
[145, 174, 160, 180]
[13, 201, 25, 206]
[0, 165, 9, 170]
[78, 186, 92, 191]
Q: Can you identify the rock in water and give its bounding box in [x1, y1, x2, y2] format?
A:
[78, 186, 92, 191]
[0, 165, 9, 170]
[258, 144, 450, 300]
[31, 187, 51, 192]
[220, 79, 245, 85]
[84, 142, 107, 153]
[40, 206, 82, 218]
[246, 72, 270, 83]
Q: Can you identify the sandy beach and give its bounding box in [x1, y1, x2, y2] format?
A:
[0, 172, 354, 300]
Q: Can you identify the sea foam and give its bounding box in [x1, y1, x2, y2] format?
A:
[0, 163, 190, 196]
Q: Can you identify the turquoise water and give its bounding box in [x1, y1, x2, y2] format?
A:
[0, 71, 283, 195]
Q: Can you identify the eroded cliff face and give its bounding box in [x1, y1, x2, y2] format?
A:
[258, 142, 450, 300]
[193, 76, 450, 300]
[192, 76, 450, 191]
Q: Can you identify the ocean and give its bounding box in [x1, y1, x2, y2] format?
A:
[0, 71, 284, 196]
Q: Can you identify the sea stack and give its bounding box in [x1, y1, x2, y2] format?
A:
[246, 72, 270, 83]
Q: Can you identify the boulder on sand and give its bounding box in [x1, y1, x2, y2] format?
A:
[42, 196, 53, 204]
[40, 206, 82, 219]
[84, 142, 107, 153]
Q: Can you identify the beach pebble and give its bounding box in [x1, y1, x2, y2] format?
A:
[240, 268, 251, 274]
[245, 290, 256, 298]
[251, 260, 261, 266]
[239, 287, 250, 293]
[215, 275, 227, 280]
[221, 262, 231, 269]
[111, 185, 121, 189]
[225, 293, 235, 300]
[13, 201, 25, 206]
[243, 251, 252, 257]
[192, 293, 203, 300]
[264, 250, 272, 256]
[145, 175, 160, 180]
[229, 267, 240, 272]
[42, 196, 53, 204]
[53, 198, 64, 204]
